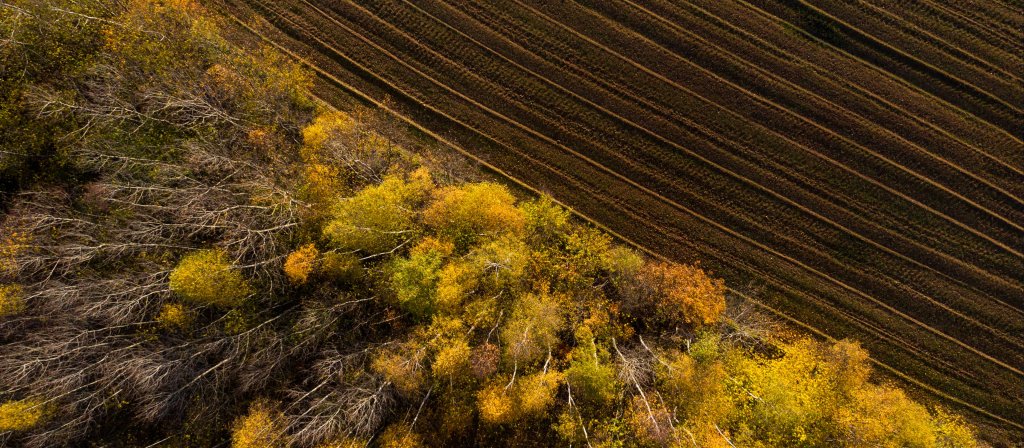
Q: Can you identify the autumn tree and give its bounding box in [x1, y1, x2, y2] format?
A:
[423, 182, 524, 251]
[619, 261, 727, 330]
[169, 249, 253, 307]
[323, 168, 432, 255]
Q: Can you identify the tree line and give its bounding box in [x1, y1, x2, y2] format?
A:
[0, 0, 978, 446]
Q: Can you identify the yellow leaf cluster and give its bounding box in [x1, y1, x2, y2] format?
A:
[377, 424, 423, 448]
[231, 401, 285, 448]
[476, 382, 515, 425]
[0, 231, 29, 275]
[284, 243, 319, 285]
[0, 283, 26, 317]
[156, 303, 192, 331]
[515, 370, 562, 417]
[423, 182, 524, 250]
[501, 292, 566, 363]
[0, 398, 46, 432]
[323, 169, 433, 254]
[434, 261, 477, 312]
[169, 249, 252, 308]
[301, 111, 356, 154]
[372, 348, 425, 397]
[432, 340, 471, 380]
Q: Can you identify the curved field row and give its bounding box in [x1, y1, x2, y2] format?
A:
[752, 0, 1022, 135]
[252, 0, 1024, 376]
[910, 0, 1024, 56]
[805, 0, 1023, 106]
[717, 0, 1024, 157]
[443, 0, 1024, 280]
[208, 0, 1024, 432]
[853, 0, 1022, 85]
[387, 0, 1024, 314]
[942, 0, 1023, 39]
[633, 0, 1024, 187]
[329, 0, 1024, 349]
[576, 0, 1024, 224]
[472, 0, 1024, 248]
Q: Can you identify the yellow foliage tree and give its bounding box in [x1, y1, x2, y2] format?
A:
[477, 382, 515, 425]
[302, 111, 356, 152]
[231, 400, 286, 448]
[930, 408, 977, 448]
[284, 243, 319, 285]
[564, 326, 617, 407]
[514, 370, 562, 418]
[836, 387, 936, 448]
[501, 292, 566, 364]
[323, 168, 432, 255]
[423, 182, 524, 251]
[372, 346, 426, 397]
[169, 249, 252, 307]
[434, 261, 477, 312]
[432, 339, 471, 381]
[622, 261, 726, 329]
[390, 238, 451, 319]
[377, 424, 423, 448]
[0, 398, 46, 431]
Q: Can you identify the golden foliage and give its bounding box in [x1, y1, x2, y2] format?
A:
[477, 382, 515, 425]
[423, 182, 524, 250]
[501, 292, 566, 363]
[432, 339, 471, 381]
[836, 387, 936, 448]
[377, 424, 423, 448]
[515, 370, 562, 417]
[284, 243, 319, 285]
[323, 168, 433, 254]
[0, 231, 29, 275]
[0, 283, 26, 317]
[434, 261, 477, 312]
[156, 303, 192, 331]
[626, 261, 726, 328]
[168, 249, 252, 307]
[231, 400, 285, 448]
[302, 111, 356, 152]
[0, 398, 46, 431]
[372, 348, 425, 397]
[930, 408, 977, 448]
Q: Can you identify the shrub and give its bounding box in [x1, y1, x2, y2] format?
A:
[0, 398, 46, 431]
[169, 249, 252, 307]
[284, 243, 319, 285]
[156, 303, 192, 331]
[0, 283, 26, 317]
[231, 400, 286, 448]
